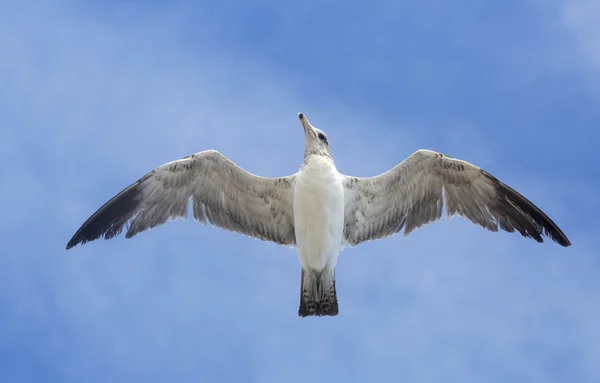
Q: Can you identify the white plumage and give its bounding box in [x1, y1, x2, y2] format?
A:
[294, 155, 344, 273]
[67, 113, 570, 317]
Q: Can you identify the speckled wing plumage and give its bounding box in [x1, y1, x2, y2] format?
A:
[66, 150, 296, 249]
[341, 149, 571, 247]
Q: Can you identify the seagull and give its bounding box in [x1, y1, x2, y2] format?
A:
[67, 113, 571, 317]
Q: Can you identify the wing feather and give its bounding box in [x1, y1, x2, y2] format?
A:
[66, 150, 296, 249]
[342, 149, 570, 247]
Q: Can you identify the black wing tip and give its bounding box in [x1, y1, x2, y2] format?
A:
[64, 181, 143, 251]
[481, 170, 572, 248]
[66, 230, 131, 250]
[65, 234, 104, 250]
[65, 241, 85, 250]
[65, 232, 103, 250]
[550, 233, 571, 247]
[516, 222, 571, 248]
[536, 233, 571, 248]
[66, 235, 86, 250]
[560, 239, 572, 247]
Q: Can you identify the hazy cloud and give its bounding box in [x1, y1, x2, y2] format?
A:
[0, 1, 597, 382]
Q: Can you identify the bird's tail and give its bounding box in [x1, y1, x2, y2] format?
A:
[298, 268, 339, 317]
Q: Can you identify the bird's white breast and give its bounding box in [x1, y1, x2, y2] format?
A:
[293, 156, 345, 272]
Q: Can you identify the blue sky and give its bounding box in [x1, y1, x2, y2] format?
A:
[1, 0, 599, 382]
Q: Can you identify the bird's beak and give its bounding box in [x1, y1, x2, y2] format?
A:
[298, 112, 312, 134]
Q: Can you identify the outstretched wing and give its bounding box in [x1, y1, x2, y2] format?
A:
[342, 149, 570, 247]
[67, 150, 296, 249]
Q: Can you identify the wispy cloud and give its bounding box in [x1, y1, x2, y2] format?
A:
[0, 1, 597, 382]
[558, 0, 600, 68]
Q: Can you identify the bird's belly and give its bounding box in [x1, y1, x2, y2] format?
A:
[293, 169, 344, 272]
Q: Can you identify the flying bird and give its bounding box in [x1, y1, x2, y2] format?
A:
[67, 113, 571, 317]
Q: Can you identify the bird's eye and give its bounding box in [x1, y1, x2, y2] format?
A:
[317, 133, 327, 143]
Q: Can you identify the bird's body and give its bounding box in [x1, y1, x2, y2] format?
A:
[294, 153, 345, 315]
[294, 155, 344, 273]
[67, 113, 571, 317]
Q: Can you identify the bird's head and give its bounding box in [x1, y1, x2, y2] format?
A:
[298, 113, 332, 160]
